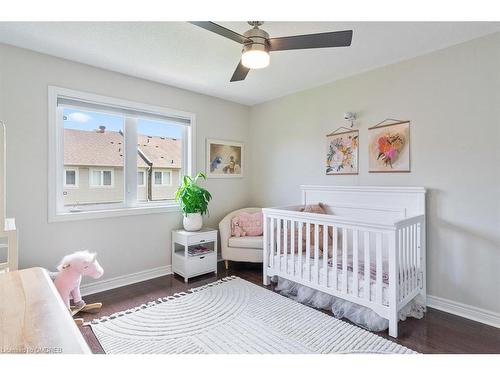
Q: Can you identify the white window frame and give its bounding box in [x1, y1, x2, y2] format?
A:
[137, 170, 146, 187]
[48, 86, 196, 222]
[64, 168, 79, 188]
[153, 170, 172, 186]
[89, 168, 115, 188]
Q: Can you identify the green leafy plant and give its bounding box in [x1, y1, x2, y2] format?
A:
[175, 172, 212, 215]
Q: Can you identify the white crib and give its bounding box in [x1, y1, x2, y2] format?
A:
[263, 185, 426, 338]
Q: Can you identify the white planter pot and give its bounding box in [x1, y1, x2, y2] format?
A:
[183, 213, 203, 232]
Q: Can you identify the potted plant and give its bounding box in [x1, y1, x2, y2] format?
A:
[175, 172, 212, 231]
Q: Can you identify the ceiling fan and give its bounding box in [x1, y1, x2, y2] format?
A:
[190, 21, 353, 82]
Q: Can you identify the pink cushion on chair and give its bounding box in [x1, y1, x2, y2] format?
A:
[234, 211, 263, 237]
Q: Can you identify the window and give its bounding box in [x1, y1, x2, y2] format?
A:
[64, 168, 78, 187]
[90, 169, 114, 187]
[153, 171, 172, 186]
[137, 171, 145, 187]
[154, 171, 162, 185]
[49, 86, 195, 221]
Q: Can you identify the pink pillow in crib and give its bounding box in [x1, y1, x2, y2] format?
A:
[236, 212, 263, 237]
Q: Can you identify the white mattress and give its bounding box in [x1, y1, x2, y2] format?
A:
[271, 254, 389, 306]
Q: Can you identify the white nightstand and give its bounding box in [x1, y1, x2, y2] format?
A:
[171, 228, 218, 283]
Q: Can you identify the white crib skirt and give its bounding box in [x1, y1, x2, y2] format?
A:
[271, 255, 425, 332]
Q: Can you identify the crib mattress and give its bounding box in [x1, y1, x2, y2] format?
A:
[271, 254, 389, 306]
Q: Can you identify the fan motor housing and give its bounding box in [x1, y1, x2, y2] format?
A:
[243, 26, 270, 54]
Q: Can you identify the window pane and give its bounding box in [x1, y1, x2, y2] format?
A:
[154, 171, 162, 185]
[137, 118, 183, 202]
[164, 171, 172, 185]
[138, 171, 144, 186]
[103, 171, 112, 186]
[66, 170, 76, 185]
[92, 170, 101, 186]
[63, 108, 124, 206]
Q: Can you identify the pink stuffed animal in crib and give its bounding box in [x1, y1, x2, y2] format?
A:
[53, 250, 104, 309]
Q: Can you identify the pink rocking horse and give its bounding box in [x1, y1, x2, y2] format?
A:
[53, 251, 104, 321]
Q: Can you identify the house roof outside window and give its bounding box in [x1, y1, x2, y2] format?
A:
[64, 129, 182, 168]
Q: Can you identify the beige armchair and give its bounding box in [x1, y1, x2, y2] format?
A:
[219, 207, 263, 269]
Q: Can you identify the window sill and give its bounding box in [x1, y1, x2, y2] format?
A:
[48, 203, 180, 223]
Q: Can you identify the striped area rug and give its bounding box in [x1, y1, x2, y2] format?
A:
[90, 276, 415, 354]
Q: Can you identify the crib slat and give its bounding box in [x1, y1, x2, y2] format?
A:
[411, 224, 417, 290]
[269, 217, 275, 269]
[408, 225, 415, 291]
[342, 228, 348, 294]
[416, 223, 421, 276]
[332, 227, 338, 290]
[408, 226, 412, 295]
[290, 220, 295, 276]
[305, 222, 311, 281]
[406, 226, 411, 296]
[401, 227, 408, 298]
[313, 224, 319, 283]
[298, 221, 303, 280]
[408, 225, 412, 292]
[398, 228, 402, 302]
[323, 225, 329, 287]
[407, 226, 413, 294]
[376, 232, 383, 305]
[352, 229, 359, 297]
[277, 218, 282, 272]
[364, 231, 370, 301]
[413, 224, 418, 289]
[399, 227, 404, 299]
[283, 220, 288, 275]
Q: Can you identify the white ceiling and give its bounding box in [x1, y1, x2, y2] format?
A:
[0, 22, 499, 105]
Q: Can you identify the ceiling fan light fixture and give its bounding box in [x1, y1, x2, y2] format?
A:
[242, 50, 270, 69]
[241, 42, 270, 69]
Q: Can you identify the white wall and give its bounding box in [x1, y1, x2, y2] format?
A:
[0, 43, 250, 280]
[249, 33, 500, 314]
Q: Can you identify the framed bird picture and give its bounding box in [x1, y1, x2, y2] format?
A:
[206, 139, 244, 178]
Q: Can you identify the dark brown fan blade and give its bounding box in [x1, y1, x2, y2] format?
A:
[189, 22, 250, 44]
[230, 60, 250, 82]
[269, 30, 353, 51]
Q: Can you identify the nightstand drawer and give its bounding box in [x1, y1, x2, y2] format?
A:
[186, 252, 216, 275]
[172, 227, 218, 283]
[187, 231, 217, 245]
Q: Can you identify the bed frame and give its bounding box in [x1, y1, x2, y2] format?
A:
[262, 185, 426, 337]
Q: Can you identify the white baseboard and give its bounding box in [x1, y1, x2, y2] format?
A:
[80, 265, 172, 297]
[427, 295, 500, 328]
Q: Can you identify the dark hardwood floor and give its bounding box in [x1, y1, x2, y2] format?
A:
[78, 262, 500, 354]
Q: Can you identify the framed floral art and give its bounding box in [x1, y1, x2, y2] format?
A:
[368, 120, 410, 173]
[326, 128, 359, 175]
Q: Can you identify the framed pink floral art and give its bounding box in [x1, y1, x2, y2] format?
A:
[368, 120, 410, 173]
